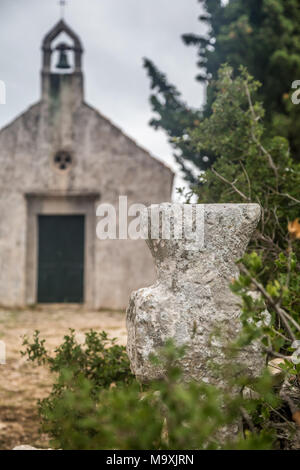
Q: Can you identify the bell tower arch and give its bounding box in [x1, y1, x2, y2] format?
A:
[42, 19, 83, 74]
[41, 20, 84, 103]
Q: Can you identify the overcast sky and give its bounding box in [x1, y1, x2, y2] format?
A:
[0, 0, 207, 195]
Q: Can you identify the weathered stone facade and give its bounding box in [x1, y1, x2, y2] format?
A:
[0, 20, 173, 309]
[127, 203, 265, 385]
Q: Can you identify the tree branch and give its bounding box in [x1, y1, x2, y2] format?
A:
[211, 168, 250, 201]
[240, 265, 299, 341]
[244, 82, 279, 190]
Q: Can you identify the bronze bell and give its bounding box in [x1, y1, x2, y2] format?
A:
[56, 43, 71, 70]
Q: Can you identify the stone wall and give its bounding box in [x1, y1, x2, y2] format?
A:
[0, 73, 173, 308]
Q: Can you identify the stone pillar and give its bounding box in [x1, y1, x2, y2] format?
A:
[126, 203, 264, 385]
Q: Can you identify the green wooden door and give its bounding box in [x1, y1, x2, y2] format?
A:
[37, 215, 85, 303]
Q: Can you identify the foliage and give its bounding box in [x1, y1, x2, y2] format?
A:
[184, 65, 300, 271]
[144, 0, 300, 182]
[22, 329, 134, 396]
[184, 0, 300, 159]
[22, 337, 277, 450]
[230, 237, 300, 447]
[232, 250, 300, 356]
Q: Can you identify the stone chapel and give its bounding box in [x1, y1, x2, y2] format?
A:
[0, 20, 173, 309]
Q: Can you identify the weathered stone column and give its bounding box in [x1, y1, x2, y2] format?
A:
[126, 203, 264, 385]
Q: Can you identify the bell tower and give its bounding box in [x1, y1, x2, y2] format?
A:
[41, 20, 84, 104]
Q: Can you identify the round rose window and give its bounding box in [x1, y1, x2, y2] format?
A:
[53, 151, 73, 171]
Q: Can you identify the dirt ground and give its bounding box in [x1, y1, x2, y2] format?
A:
[0, 305, 126, 450]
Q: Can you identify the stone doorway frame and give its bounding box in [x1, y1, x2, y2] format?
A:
[25, 192, 100, 308]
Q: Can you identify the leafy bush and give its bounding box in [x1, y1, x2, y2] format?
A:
[185, 65, 300, 270]
[22, 329, 134, 393]
[22, 328, 134, 436]
[23, 334, 279, 450]
[232, 250, 300, 358]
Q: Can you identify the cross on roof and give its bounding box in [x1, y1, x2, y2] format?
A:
[59, 0, 67, 19]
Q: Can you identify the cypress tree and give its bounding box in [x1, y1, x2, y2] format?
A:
[144, 0, 300, 183]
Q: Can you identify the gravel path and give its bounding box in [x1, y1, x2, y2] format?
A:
[0, 306, 126, 450]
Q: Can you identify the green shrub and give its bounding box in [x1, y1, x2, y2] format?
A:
[22, 329, 134, 393]
[22, 334, 278, 450]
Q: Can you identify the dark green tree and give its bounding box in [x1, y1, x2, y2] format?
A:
[143, 59, 205, 184]
[144, 0, 300, 183]
[187, 65, 300, 267]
